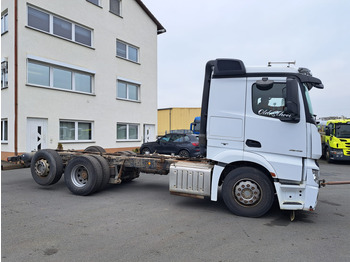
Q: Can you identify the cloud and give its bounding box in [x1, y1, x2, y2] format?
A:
[144, 0, 350, 117]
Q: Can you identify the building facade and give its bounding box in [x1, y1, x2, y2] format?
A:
[158, 108, 201, 136]
[1, 0, 165, 159]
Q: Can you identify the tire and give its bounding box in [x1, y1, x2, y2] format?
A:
[119, 151, 137, 156]
[64, 155, 103, 196]
[222, 167, 274, 218]
[90, 155, 110, 190]
[141, 147, 151, 155]
[178, 149, 190, 158]
[84, 146, 106, 154]
[31, 149, 63, 186]
[325, 148, 333, 163]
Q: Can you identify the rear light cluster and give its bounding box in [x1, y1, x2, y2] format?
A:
[192, 142, 199, 147]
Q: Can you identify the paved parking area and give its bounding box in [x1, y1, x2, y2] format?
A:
[1, 160, 350, 262]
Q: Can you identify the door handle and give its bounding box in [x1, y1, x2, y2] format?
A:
[246, 139, 261, 148]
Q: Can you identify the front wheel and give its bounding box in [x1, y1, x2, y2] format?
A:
[325, 148, 333, 163]
[222, 167, 274, 218]
[141, 147, 151, 155]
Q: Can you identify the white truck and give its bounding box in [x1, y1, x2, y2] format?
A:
[26, 58, 324, 218]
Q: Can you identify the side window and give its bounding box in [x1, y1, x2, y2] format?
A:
[183, 135, 190, 142]
[160, 135, 170, 142]
[252, 82, 287, 118]
[172, 135, 184, 143]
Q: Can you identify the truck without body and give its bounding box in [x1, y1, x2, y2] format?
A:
[26, 59, 324, 218]
[190, 116, 201, 134]
[319, 119, 350, 162]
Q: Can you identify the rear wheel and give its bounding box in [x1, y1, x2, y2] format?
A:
[90, 155, 111, 190]
[31, 149, 63, 186]
[222, 167, 274, 218]
[64, 155, 103, 196]
[84, 146, 106, 154]
[178, 149, 190, 158]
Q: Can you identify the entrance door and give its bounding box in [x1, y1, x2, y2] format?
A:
[144, 124, 155, 143]
[26, 118, 48, 152]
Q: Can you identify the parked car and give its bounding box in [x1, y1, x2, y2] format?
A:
[140, 133, 200, 158]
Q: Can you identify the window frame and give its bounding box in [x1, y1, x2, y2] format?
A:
[1, 118, 8, 143]
[27, 5, 93, 47]
[116, 40, 139, 63]
[1, 11, 8, 34]
[59, 120, 94, 143]
[117, 79, 140, 102]
[27, 58, 94, 95]
[116, 122, 140, 141]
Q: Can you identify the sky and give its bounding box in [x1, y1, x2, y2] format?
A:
[142, 0, 350, 118]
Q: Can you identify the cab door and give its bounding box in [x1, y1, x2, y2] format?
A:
[244, 77, 307, 181]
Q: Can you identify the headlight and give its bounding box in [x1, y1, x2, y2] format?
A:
[330, 149, 344, 156]
[312, 169, 320, 182]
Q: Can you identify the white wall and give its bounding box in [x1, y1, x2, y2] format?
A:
[1, 0, 159, 154]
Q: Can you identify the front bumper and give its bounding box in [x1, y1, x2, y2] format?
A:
[274, 160, 320, 211]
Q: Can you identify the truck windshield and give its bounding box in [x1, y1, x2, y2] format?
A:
[194, 121, 200, 133]
[335, 124, 350, 138]
[302, 83, 314, 118]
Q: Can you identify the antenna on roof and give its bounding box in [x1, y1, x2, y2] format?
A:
[268, 61, 296, 67]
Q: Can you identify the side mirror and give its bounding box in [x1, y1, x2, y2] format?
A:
[281, 78, 300, 123]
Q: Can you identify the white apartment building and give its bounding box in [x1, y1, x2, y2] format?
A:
[1, 0, 165, 159]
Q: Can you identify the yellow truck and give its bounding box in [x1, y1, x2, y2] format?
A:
[320, 119, 350, 162]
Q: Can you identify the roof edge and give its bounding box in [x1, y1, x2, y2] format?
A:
[135, 0, 166, 34]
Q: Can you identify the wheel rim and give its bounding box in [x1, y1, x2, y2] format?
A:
[34, 159, 50, 177]
[70, 165, 89, 187]
[143, 148, 150, 154]
[233, 179, 261, 206]
[179, 150, 189, 158]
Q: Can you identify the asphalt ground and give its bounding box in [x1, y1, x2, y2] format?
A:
[1, 159, 350, 262]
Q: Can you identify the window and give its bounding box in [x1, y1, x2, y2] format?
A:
[1, 60, 8, 88]
[60, 121, 93, 142]
[117, 80, 139, 101]
[75, 25, 92, 46]
[27, 60, 93, 94]
[53, 16, 72, 40]
[87, 0, 100, 6]
[1, 119, 8, 142]
[110, 0, 122, 16]
[116, 40, 139, 63]
[252, 82, 289, 119]
[117, 123, 139, 140]
[1, 12, 8, 34]
[28, 7, 49, 32]
[27, 6, 92, 47]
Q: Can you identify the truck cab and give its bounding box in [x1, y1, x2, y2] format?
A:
[321, 119, 350, 162]
[192, 59, 324, 217]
